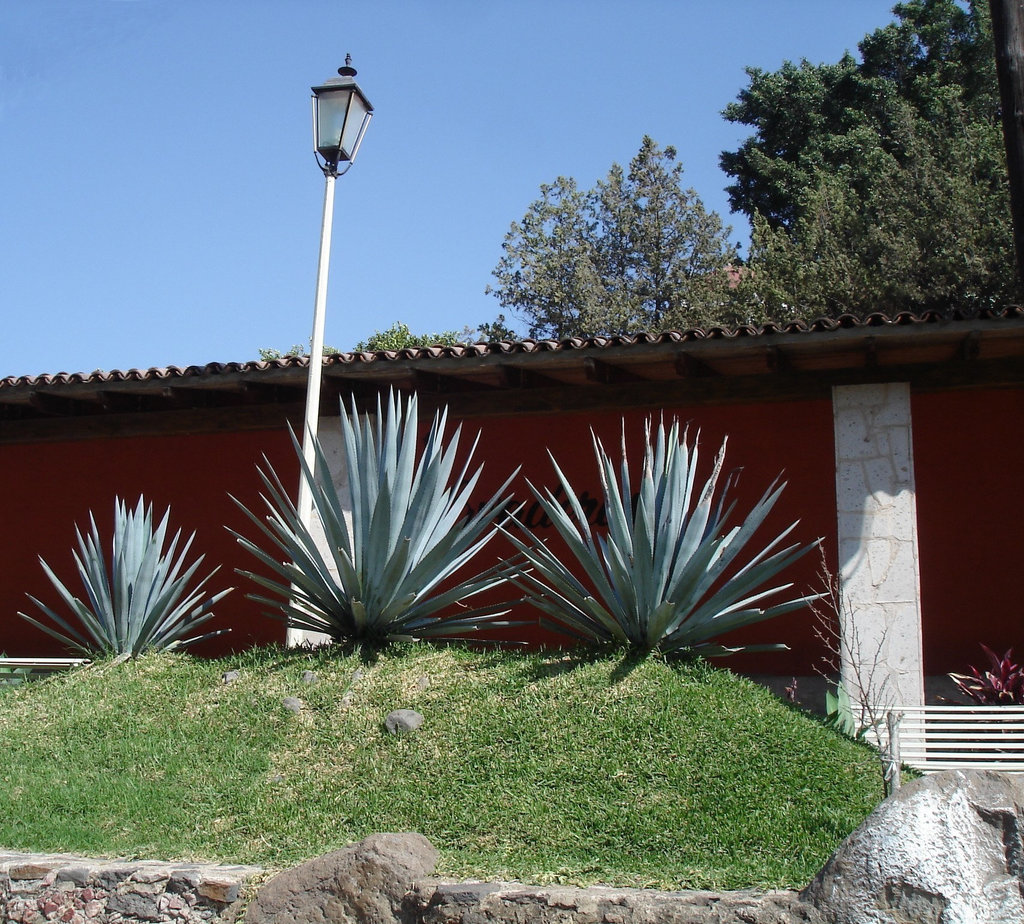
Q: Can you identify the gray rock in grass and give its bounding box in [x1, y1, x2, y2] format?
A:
[385, 709, 424, 734]
[281, 697, 303, 713]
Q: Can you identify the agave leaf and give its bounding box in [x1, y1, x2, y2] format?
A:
[19, 496, 231, 658]
[510, 417, 821, 658]
[233, 389, 518, 645]
[18, 594, 94, 655]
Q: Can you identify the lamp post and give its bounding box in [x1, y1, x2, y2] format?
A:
[292, 57, 372, 645]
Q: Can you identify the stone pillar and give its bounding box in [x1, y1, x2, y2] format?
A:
[833, 383, 924, 713]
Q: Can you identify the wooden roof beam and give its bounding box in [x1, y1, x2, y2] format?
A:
[864, 336, 878, 368]
[583, 357, 647, 385]
[673, 351, 717, 378]
[960, 330, 982, 361]
[239, 380, 306, 404]
[497, 364, 565, 389]
[27, 390, 100, 417]
[765, 345, 792, 374]
[411, 369, 499, 394]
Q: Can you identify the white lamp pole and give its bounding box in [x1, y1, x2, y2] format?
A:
[291, 56, 373, 646]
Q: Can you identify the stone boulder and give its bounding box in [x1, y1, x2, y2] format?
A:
[802, 769, 1024, 923]
[244, 832, 438, 924]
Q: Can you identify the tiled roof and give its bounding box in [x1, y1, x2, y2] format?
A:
[4, 306, 1023, 389]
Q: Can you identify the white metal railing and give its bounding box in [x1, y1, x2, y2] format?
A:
[889, 706, 1024, 773]
[0, 657, 89, 680]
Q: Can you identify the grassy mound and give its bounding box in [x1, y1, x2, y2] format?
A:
[0, 645, 882, 889]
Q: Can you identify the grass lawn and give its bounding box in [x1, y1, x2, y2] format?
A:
[0, 644, 883, 890]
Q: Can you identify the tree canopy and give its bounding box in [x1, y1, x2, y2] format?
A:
[486, 137, 744, 339]
[722, 0, 1019, 317]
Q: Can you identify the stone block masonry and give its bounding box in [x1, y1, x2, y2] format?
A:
[832, 382, 924, 711]
[0, 851, 261, 924]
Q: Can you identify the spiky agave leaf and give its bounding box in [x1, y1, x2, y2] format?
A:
[503, 417, 821, 657]
[232, 389, 521, 644]
[19, 497, 232, 657]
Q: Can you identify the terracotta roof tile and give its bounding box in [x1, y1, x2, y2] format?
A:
[3, 305, 1023, 390]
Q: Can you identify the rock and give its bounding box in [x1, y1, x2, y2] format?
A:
[416, 676, 431, 690]
[54, 868, 90, 888]
[105, 890, 160, 920]
[9, 863, 55, 880]
[302, 670, 318, 685]
[802, 768, 1024, 923]
[282, 697, 303, 713]
[198, 877, 240, 903]
[222, 670, 240, 685]
[243, 832, 438, 924]
[386, 709, 424, 734]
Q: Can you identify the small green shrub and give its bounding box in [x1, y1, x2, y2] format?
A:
[504, 417, 821, 657]
[19, 497, 232, 657]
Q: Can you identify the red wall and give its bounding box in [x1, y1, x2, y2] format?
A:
[912, 388, 1024, 675]
[0, 428, 296, 657]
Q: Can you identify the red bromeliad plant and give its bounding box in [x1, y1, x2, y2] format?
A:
[949, 645, 1024, 705]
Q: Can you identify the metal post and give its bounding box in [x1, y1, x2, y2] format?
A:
[289, 170, 336, 648]
[885, 711, 902, 795]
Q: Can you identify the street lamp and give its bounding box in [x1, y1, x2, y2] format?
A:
[292, 57, 373, 645]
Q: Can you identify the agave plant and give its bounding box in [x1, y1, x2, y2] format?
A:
[19, 497, 232, 658]
[950, 645, 1024, 705]
[502, 417, 821, 657]
[232, 390, 519, 644]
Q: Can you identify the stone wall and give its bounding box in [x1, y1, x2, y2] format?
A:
[415, 881, 820, 924]
[0, 851, 261, 924]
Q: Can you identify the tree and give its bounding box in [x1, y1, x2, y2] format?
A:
[487, 137, 743, 339]
[989, 0, 1024, 286]
[722, 0, 1019, 317]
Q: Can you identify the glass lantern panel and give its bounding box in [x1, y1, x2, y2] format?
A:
[338, 95, 370, 161]
[314, 89, 354, 158]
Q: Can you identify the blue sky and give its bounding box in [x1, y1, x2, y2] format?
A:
[1, 0, 899, 378]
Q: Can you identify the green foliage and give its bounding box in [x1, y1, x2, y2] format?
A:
[825, 684, 863, 739]
[233, 391, 519, 645]
[488, 137, 745, 339]
[18, 497, 232, 658]
[354, 321, 470, 351]
[722, 0, 1018, 317]
[503, 418, 821, 657]
[260, 322, 481, 360]
[475, 313, 520, 343]
[0, 645, 885, 887]
[258, 341, 341, 361]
